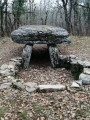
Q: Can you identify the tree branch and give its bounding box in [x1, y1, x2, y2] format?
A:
[77, 4, 90, 9]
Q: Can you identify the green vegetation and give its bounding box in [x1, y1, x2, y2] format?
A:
[0, 107, 8, 118]
[18, 110, 29, 120]
[13, 0, 27, 27]
[71, 64, 83, 80]
[49, 96, 56, 102]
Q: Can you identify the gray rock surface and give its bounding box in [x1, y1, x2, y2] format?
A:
[11, 25, 70, 44]
[11, 82, 25, 90]
[71, 82, 80, 88]
[0, 64, 8, 70]
[37, 84, 66, 92]
[79, 73, 90, 85]
[24, 82, 37, 93]
[48, 44, 59, 68]
[0, 69, 15, 76]
[0, 83, 11, 89]
[75, 80, 82, 86]
[84, 68, 90, 75]
[22, 44, 33, 69]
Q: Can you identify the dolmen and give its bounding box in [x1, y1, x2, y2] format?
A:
[11, 25, 70, 68]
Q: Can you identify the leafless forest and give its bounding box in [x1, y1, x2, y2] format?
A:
[0, 0, 90, 37]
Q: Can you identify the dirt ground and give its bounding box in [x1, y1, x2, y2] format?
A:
[0, 36, 90, 120]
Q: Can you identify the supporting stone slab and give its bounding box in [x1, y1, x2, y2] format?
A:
[48, 44, 59, 68]
[22, 44, 33, 69]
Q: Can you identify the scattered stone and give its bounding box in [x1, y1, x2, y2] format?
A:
[66, 84, 75, 93]
[59, 55, 68, 60]
[8, 64, 14, 69]
[0, 64, 8, 70]
[15, 79, 24, 83]
[26, 87, 36, 93]
[37, 84, 66, 92]
[69, 55, 77, 59]
[40, 117, 45, 120]
[84, 68, 90, 75]
[75, 80, 82, 86]
[70, 59, 78, 65]
[10, 57, 22, 62]
[0, 69, 15, 76]
[7, 76, 14, 80]
[79, 73, 90, 85]
[71, 82, 80, 88]
[71, 113, 76, 118]
[2, 80, 8, 83]
[77, 60, 85, 66]
[11, 81, 25, 90]
[10, 57, 22, 68]
[59, 55, 90, 70]
[0, 83, 11, 89]
[24, 82, 37, 88]
[61, 68, 65, 71]
[24, 82, 37, 93]
[1, 117, 4, 120]
[83, 61, 90, 68]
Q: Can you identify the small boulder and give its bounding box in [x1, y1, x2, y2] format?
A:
[71, 82, 80, 88]
[0, 64, 8, 70]
[0, 83, 11, 89]
[24, 82, 37, 93]
[11, 81, 25, 90]
[75, 80, 82, 86]
[83, 61, 90, 68]
[79, 73, 90, 85]
[84, 68, 90, 75]
[0, 69, 15, 76]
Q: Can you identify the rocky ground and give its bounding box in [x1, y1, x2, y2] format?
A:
[0, 36, 90, 120]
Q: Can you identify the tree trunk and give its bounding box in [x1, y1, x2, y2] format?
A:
[5, 0, 8, 35]
[0, 6, 4, 37]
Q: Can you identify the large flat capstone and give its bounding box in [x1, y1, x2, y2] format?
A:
[11, 25, 70, 44]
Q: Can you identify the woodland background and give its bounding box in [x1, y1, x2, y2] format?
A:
[0, 0, 90, 37]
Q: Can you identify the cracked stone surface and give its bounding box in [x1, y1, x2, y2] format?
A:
[11, 25, 70, 44]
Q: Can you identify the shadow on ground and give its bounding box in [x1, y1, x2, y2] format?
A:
[30, 44, 50, 66]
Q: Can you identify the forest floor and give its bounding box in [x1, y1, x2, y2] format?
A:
[0, 36, 90, 120]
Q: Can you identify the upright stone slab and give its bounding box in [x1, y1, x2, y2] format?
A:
[48, 44, 59, 68]
[22, 44, 33, 69]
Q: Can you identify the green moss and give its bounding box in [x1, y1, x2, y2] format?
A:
[58, 59, 71, 69]
[88, 113, 90, 116]
[71, 64, 83, 80]
[49, 96, 56, 102]
[0, 107, 8, 118]
[18, 110, 29, 120]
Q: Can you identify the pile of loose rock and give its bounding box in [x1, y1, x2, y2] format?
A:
[0, 57, 23, 89]
[59, 54, 90, 85]
[0, 55, 90, 93]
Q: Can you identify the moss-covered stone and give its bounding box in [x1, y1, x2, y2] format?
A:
[70, 64, 83, 80]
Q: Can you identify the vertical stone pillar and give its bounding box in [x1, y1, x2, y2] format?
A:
[48, 44, 59, 68]
[22, 44, 33, 69]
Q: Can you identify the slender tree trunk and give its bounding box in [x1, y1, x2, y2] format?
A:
[45, 11, 48, 25]
[5, 0, 8, 35]
[61, 0, 71, 33]
[0, 6, 4, 37]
